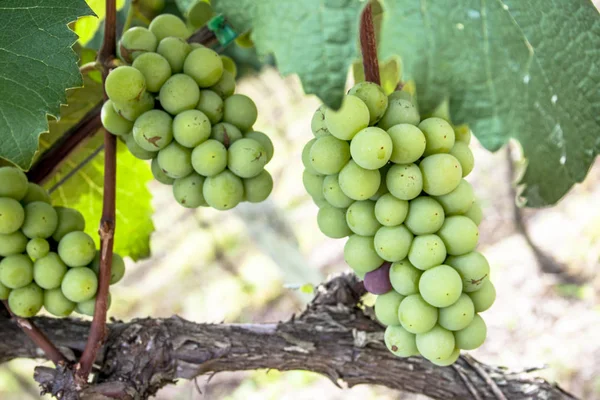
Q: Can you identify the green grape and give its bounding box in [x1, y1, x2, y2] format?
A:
[343, 234, 383, 274]
[374, 225, 413, 262]
[132, 110, 174, 152]
[324, 95, 369, 140]
[430, 347, 460, 367]
[132, 52, 172, 92]
[22, 201, 58, 239]
[419, 264, 463, 307]
[235, 31, 254, 48]
[159, 74, 200, 115]
[44, 288, 75, 317]
[317, 206, 351, 238]
[313, 197, 329, 208]
[374, 194, 408, 227]
[384, 325, 419, 357]
[418, 117, 455, 156]
[467, 279, 496, 312]
[105, 66, 146, 104]
[113, 92, 155, 122]
[90, 252, 126, 285]
[197, 90, 224, 124]
[61, 267, 98, 303]
[387, 90, 413, 102]
[58, 231, 96, 267]
[446, 252, 490, 292]
[53, 207, 85, 242]
[439, 293, 475, 331]
[374, 290, 404, 326]
[453, 124, 471, 144]
[148, 14, 190, 41]
[348, 81, 388, 125]
[302, 170, 325, 201]
[151, 157, 175, 185]
[302, 139, 319, 175]
[437, 216, 479, 256]
[211, 122, 243, 145]
[322, 174, 353, 208]
[227, 138, 268, 178]
[0, 281, 10, 300]
[119, 27, 157, 61]
[454, 314, 487, 350]
[173, 109, 211, 148]
[157, 36, 191, 73]
[398, 294, 438, 334]
[389, 259, 422, 296]
[420, 154, 462, 196]
[0, 254, 33, 289]
[408, 234, 447, 271]
[223, 94, 258, 132]
[26, 238, 50, 260]
[338, 161, 381, 201]
[416, 325, 455, 361]
[157, 142, 193, 179]
[310, 135, 352, 175]
[21, 183, 51, 205]
[449, 142, 475, 177]
[203, 170, 244, 210]
[8, 283, 43, 318]
[210, 70, 236, 99]
[0, 198, 24, 234]
[0, 167, 28, 200]
[101, 100, 133, 135]
[464, 201, 483, 225]
[191, 139, 227, 177]
[369, 170, 389, 201]
[125, 133, 157, 160]
[434, 179, 474, 215]
[386, 163, 423, 201]
[404, 197, 445, 235]
[387, 124, 426, 164]
[310, 105, 331, 137]
[220, 55, 237, 77]
[0, 231, 28, 257]
[33, 253, 67, 290]
[243, 170, 273, 203]
[173, 174, 207, 208]
[346, 200, 380, 236]
[350, 127, 392, 170]
[245, 131, 274, 162]
[186, 0, 213, 28]
[75, 294, 112, 316]
[377, 98, 420, 130]
[183, 47, 224, 87]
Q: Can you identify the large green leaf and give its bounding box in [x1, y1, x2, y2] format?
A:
[380, 0, 600, 207]
[0, 0, 93, 169]
[213, 0, 364, 108]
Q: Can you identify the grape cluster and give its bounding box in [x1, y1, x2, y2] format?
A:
[101, 13, 274, 211]
[303, 82, 495, 366]
[0, 167, 124, 318]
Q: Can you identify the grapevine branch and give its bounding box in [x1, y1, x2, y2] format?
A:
[77, 0, 118, 379]
[360, 2, 381, 85]
[0, 274, 577, 400]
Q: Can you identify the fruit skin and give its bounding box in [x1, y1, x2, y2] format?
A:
[173, 174, 207, 208]
[21, 183, 51, 205]
[386, 164, 423, 201]
[203, 170, 244, 210]
[149, 13, 190, 41]
[44, 288, 76, 317]
[338, 160, 381, 201]
[157, 37, 191, 73]
[416, 325, 456, 362]
[385, 325, 419, 357]
[454, 314, 487, 350]
[21, 201, 58, 239]
[317, 206, 351, 238]
[343, 234, 383, 274]
[418, 117, 455, 156]
[8, 283, 43, 318]
[468, 280, 496, 312]
[438, 293, 475, 331]
[0, 231, 28, 257]
[105, 66, 146, 104]
[58, 231, 96, 268]
[0, 166, 29, 200]
[310, 135, 351, 175]
[119, 27, 158, 61]
[159, 74, 200, 115]
[374, 290, 404, 326]
[446, 251, 490, 292]
[172, 109, 211, 148]
[419, 154, 462, 196]
[227, 138, 268, 178]
[245, 131, 274, 162]
[324, 95, 370, 140]
[90, 252, 127, 285]
[191, 140, 228, 177]
[33, 252, 67, 289]
[101, 100, 133, 136]
[350, 127, 393, 170]
[196, 90, 223, 124]
[131, 52, 172, 92]
[53, 207, 86, 242]
[243, 170, 273, 203]
[157, 142, 194, 179]
[223, 94, 258, 132]
[0, 198, 25, 234]
[377, 98, 420, 130]
[348, 81, 389, 125]
[387, 124, 426, 164]
[398, 293, 438, 334]
[183, 47, 224, 87]
[61, 267, 99, 303]
[0, 254, 33, 289]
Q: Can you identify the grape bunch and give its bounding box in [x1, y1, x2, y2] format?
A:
[303, 82, 494, 366]
[0, 167, 124, 318]
[101, 13, 274, 211]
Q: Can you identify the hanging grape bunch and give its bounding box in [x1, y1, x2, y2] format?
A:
[101, 10, 274, 211]
[303, 82, 495, 366]
[0, 167, 124, 318]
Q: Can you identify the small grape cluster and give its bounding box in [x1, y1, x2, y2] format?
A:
[101, 13, 274, 211]
[303, 82, 495, 366]
[0, 167, 124, 318]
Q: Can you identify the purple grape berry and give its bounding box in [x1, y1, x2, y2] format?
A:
[364, 262, 392, 294]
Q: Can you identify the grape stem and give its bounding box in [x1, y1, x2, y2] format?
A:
[1, 301, 67, 366]
[77, 0, 118, 380]
[359, 2, 380, 85]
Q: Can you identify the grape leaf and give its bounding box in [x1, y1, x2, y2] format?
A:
[380, 0, 600, 207]
[213, 0, 364, 109]
[0, 0, 93, 169]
